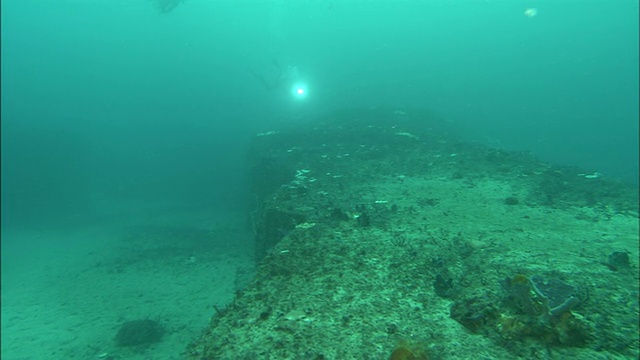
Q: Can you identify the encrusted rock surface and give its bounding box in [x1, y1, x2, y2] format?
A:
[187, 109, 639, 359]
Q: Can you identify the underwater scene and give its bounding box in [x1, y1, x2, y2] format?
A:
[1, 1, 638, 359]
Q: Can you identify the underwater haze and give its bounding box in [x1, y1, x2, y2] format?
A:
[2, 1, 639, 359]
[2, 0, 638, 229]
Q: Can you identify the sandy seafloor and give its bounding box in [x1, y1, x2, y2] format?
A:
[1, 207, 255, 360]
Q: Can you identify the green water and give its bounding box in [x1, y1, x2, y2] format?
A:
[2, 0, 638, 228]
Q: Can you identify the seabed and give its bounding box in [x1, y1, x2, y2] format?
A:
[188, 109, 639, 360]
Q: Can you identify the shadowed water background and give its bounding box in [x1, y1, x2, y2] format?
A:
[2, 0, 637, 234]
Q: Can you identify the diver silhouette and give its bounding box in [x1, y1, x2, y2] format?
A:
[250, 60, 300, 91]
[151, 0, 185, 13]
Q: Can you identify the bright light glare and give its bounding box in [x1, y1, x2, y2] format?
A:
[291, 83, 309, 100]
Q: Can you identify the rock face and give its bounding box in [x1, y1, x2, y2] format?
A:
[187, 109, 639, 359]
